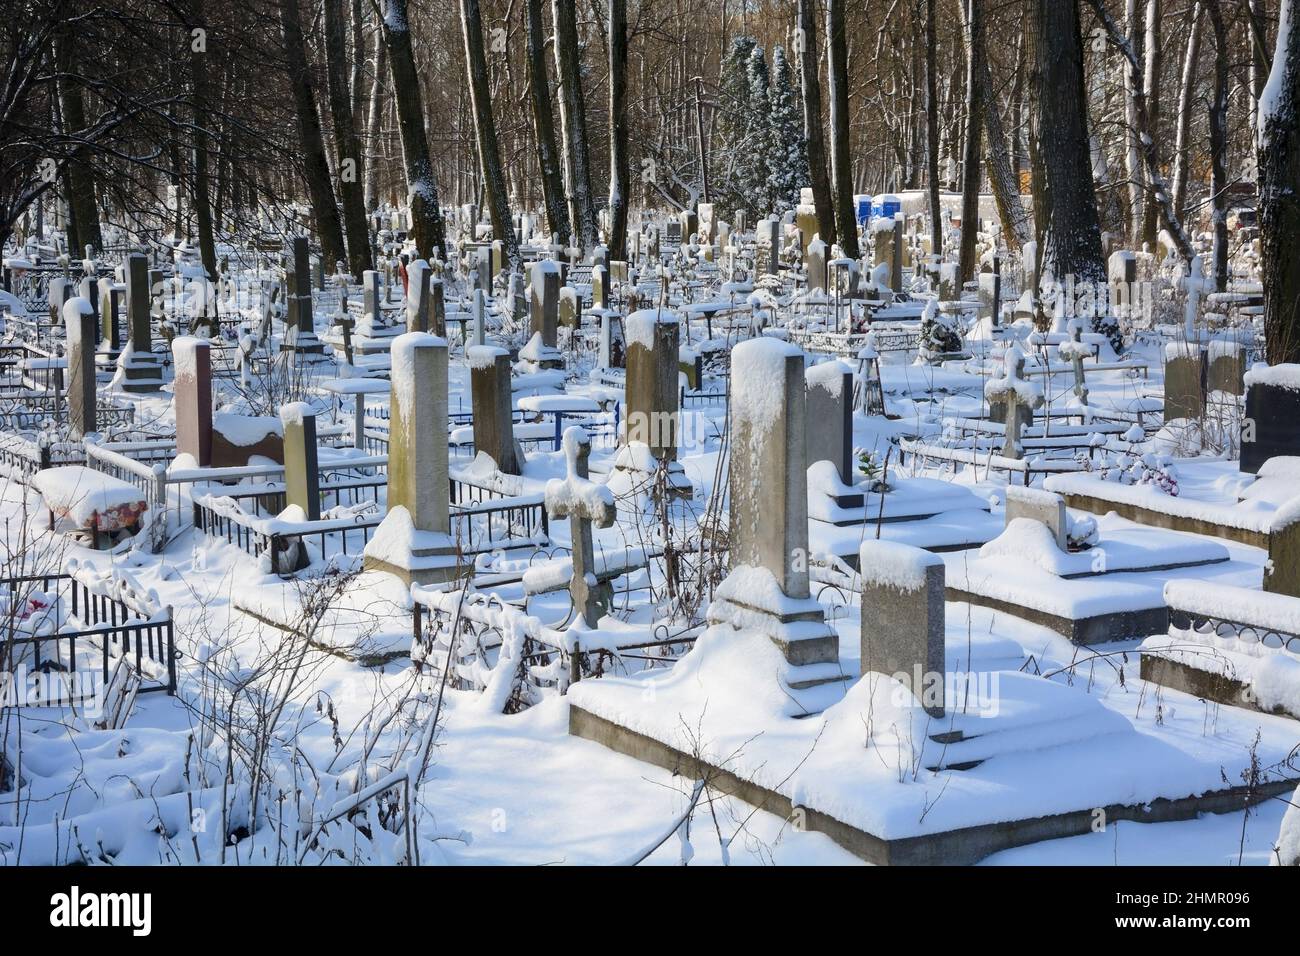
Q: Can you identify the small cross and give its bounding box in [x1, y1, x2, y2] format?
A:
[986, 347, 1044, 459]
[545, 426, 616, 629]
[1068, 320, 1089, 409]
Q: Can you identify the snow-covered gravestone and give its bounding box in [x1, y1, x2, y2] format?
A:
[97, 276, 123, 352]
[1164, 341, 1206, 423]
[406, 258, 432, 333]
[172, 336, 213, 466]
[1207, 340, 1246, 396]
[363, 333, 459, 585]
[120, 252, 164, 392]
[984, 346, 1043, 459]
[363, 269, 382, 328]
[591, 264, 608, 310]
[545, 426, 616, 629]
[284, 237, 322, 353]
[63, 297, 97, 439]
[559, 285, 581, 330]
[1242, 365, 1300, 474]
[859, 540, 945, 718]
[596, 311, 623, 369]
[469, 345, 522, 476]
[708, 337, 838, 670]
[47, 276, 71, 325]
[757, 218, 780, 276]
[620, 309, 688, 494]
[1005, 486, 1067, 551]
[530, 259, 561, 347]
[805, 237, 828, 293]
[471, 288, 487, 346]
[804, 360, 854, 487]
[281, 402, 321, 522]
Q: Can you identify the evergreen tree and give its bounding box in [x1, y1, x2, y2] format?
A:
[742, 45, 772, 213]
[717, 36, 758, 209]
[767, 45, 806, 214]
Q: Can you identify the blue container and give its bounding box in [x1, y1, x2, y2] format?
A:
[855, 195, 872, 225]
[879, 194, 901, 219]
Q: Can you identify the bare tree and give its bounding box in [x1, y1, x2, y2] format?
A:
[958, 0, 984, 283]
[1259, 0, 1300, 364]
[552, 0, 597, 248]
[607, 0, 630, 259]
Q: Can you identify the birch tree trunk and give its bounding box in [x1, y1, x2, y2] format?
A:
[378, 0, 447, 261]
[826, 0, 859, 258]
[1123, 0, 1144, 245]
[1170, 2, 1202, 223]
[1206, 0, 1228, 293]
[364, 28, 386, 213]
[526, 0, 569, 239]
[798, 0, 836, 247]
[959, 0, 985, 283]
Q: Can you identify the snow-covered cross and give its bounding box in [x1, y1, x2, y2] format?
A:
[545, 426, 617, 628]
[985, 346, 1044, 459]
[1182, 254, 1207, 341]
[1059, 318, 1091, 411]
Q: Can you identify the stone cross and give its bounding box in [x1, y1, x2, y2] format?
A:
[1182, 254, 1204, 341]
[172, 336, 213, 466]
[985, 346, 1043, 459]
[1065, 319, 1090, 409]
[281, 402, 321, 521]
[63, 297, 97, 439]
[545, 426, 616, 628]
[859, 540, 946, 718]
[469, 345, 521, 475]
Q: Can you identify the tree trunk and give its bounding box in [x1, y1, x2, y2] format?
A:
[1260, 0, 1300, 364]
[926, 0, 942, 256]
[1036, 0, 1105, 286]
[825, 0, 858, 257]
[1206, 0, 1229, 293]
[364, 27, 386, 213]
[607, 0, 630, 259]
[325, 0, 372, 275]
[526, 0, 569, 239]
[798, 0, 836, 246]
[379, 0, 447, 261]
[1139, 0, 1162, 248]
[459, 0, 516, 266]
[1170, 2, 1202, 223]
[53, 26, 102, 253]
[979, 37, 1030, 250]
[280, 0, 346, 273]
[1123, 0, 1144, 245]
[959, 0, 985, 283]
[552, 0, 597, 248]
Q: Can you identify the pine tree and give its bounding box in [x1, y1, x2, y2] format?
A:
[742, 45, 772, 213]
[717, 36, 757, 210]
[767, 45, 806, 214]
